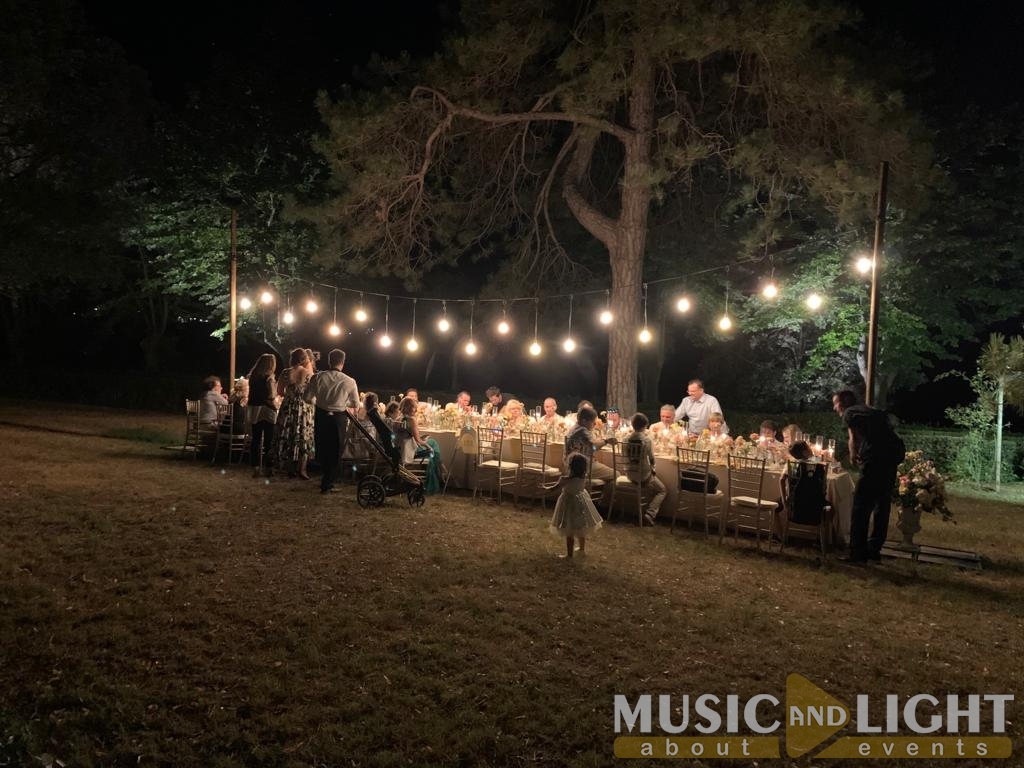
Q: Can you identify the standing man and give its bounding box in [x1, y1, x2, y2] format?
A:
[832, 389, 904, 563]
[674, 379, 724, 435]
[304, 348, 360, 494]
[484, 386, 515, 414]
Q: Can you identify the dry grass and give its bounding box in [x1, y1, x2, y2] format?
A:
[1, 403, 1022, 767]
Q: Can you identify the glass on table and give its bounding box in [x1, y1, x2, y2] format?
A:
[828, 438, 836, 453]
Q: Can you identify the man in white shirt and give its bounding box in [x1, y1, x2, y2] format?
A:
[674, 379, 723, 435]
[304, 348, 360, 494]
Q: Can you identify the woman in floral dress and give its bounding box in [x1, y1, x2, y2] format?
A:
[272, 348, 315, 478]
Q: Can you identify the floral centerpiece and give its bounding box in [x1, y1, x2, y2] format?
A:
[893, 450, 953, 545]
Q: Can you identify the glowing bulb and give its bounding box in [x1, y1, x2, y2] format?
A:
[438, 317, 450, 332]
[239, 297, 252, 311]
[676, 297, 691, 313]
[806, 293, 823, 311]
[498, 320, 510, 335]
[380, 334, 392, 348]
[718, 315, 732, 331]
[529, 341, 542, 356]
[856, 256, 874, 274]
[638, 328, 652, 344]
[260, 291, 273, 305]
[406, 338, 419, 352]
[465, 340, 477, 355]
[282, 311, 294, 325]
[355, 308, 368, 323]
[563, 337, 576, 352]
[328, 323, 341, 336]
[762, 283, 778, 299]
[599, 310, 613, 325]
[305, 299, 318, 314]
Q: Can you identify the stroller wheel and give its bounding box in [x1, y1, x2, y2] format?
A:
[357, 476, 386, 508]
[407, 485, 425, 507]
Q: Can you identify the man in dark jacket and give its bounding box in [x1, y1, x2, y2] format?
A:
[832, 389, 904, 563]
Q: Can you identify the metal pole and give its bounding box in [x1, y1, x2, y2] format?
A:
[865, 161, 889, 406]
[229, 209, 238, 386]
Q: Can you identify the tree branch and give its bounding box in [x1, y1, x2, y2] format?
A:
[562, 128, 618, 249]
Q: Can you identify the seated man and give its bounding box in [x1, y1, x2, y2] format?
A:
[540, 397, 562, 424]
[649, 404, 678, 436]
[453, 390, 473, 412]
[564, 406, 617, 510]
[625, 412, 667, 526]
[200, 375, 229, 425]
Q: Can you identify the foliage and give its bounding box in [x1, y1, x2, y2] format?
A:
[894, 450, 953, 521]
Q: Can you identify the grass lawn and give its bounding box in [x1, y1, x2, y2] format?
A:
[1, 402, 1022, 767]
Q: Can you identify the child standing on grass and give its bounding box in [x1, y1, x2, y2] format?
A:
[550, 452, 603, 558]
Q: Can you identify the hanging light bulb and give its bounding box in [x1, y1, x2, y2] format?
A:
[529, 299, 542, 357]
[305, 298, 318, 314]
[260, 290, 273, 305]
[676, 296, 691, 313]
[464, 301, 477, 355]
[563, 295, 576, 352]
[239, 297, 252, 311]
[379, 296, 392, 348]
[856, 256, 874, 275]
[762, 283, 778, 299]
[599, 290, 613, 325]
[638, 283, 652, 343]
[328, 289, 341, 337]
[282, 310, 295, 325]
[355, 307, 368, 322]
[806, 293, 824, 311]
[497, 303, 511, 335]
[438, 301, 451, 332]
[406, 299, 419, 351]
[718, 281, 733, 331]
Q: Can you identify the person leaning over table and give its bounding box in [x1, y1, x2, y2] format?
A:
[832, 388, 904, 564]
[674, 378, 723, 435]
[303, 348, 360, 495]
[484, 386, 515, 414]
[564, 406, 618, 511]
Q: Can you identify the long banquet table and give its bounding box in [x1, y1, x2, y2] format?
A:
[422, 428, 854, 543]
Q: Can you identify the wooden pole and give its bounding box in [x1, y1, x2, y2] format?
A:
[865, 161, 889, 407]
[229, 209, 238, 386]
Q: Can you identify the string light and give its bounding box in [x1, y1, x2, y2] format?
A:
[305, 296, 318, 314]
[675, 296, 691, 313]
[638, 283, 652, 344]
[354, 293, 368, 323]
[856, 256, 874, 275]
[464, 301, 477, 355]
[239, 297, 252, 311]
[718, 283, 732, 331]
[260, 290, 273, 305]
[497, 302, 510, 335]
[282, 295, 294, 325]
[438, 300, 451, 332]
[563, 295, 576, 352]
[407, 299, 419, 351]
[762, 282, 778, 299]
[328, 288, 341, 336]
[529, 299, 542, 356]
[806, 292, 824, 311]
[380, 296, 392, 348]
[599, 290, 613, 326]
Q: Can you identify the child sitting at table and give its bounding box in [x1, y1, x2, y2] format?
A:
[773, 440, 828, 539]
[550, 452, 604, 558]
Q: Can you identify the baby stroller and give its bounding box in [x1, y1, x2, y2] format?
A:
[349, 414, 426, 508]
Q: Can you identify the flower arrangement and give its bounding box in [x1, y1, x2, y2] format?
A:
[894, 451, 953, 522]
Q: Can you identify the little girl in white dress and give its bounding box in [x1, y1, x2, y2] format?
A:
[550, 453, 603, 558]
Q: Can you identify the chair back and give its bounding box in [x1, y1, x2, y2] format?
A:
[519, 430, 548, 468]
[786, 460, 828, 525]
[727, 454, 768, 503]
[476, 426, 505, 467]
[617, 438, 649, 484]
[676, 447, 713, 493]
